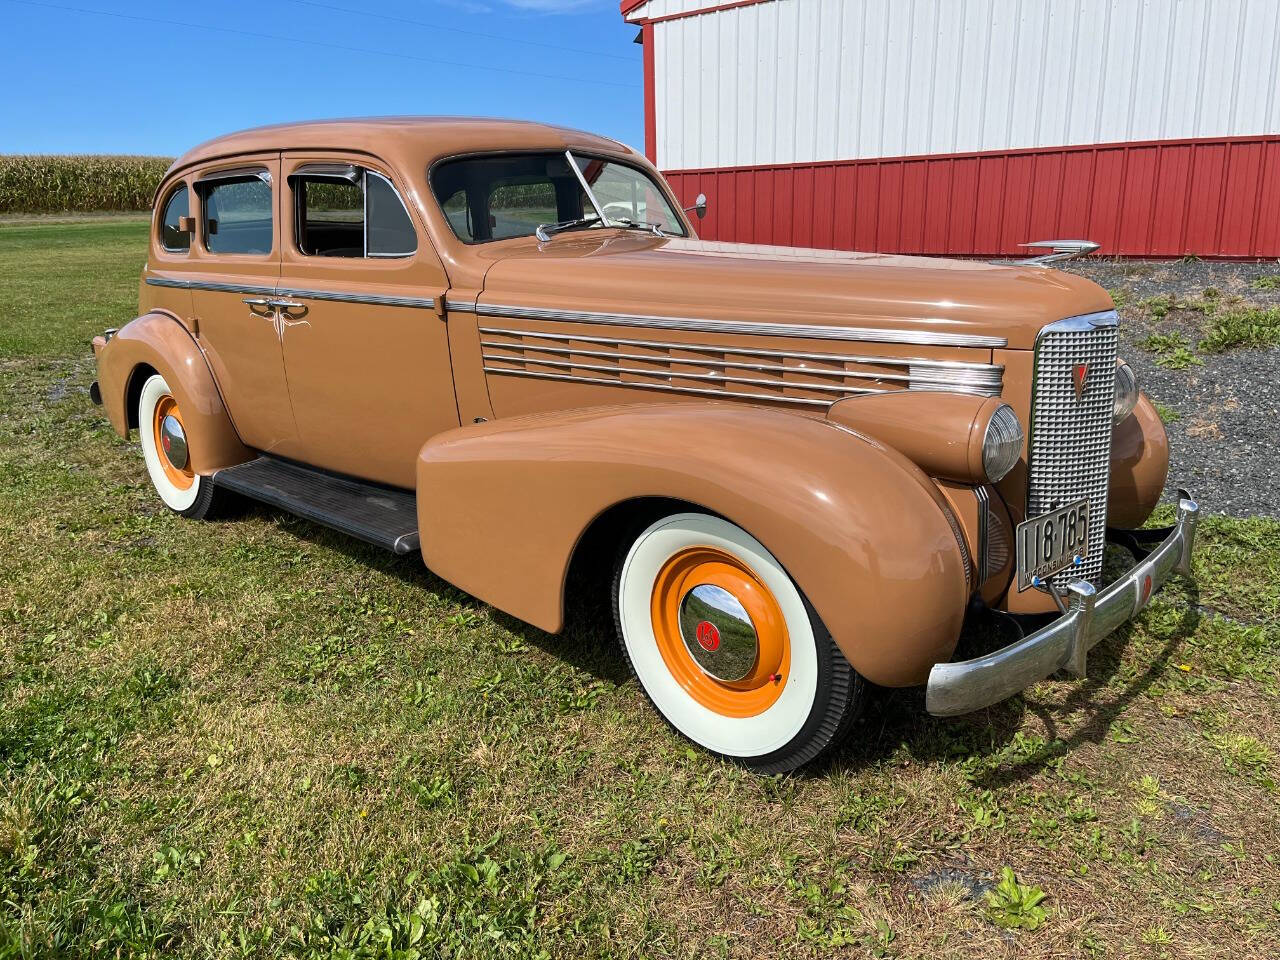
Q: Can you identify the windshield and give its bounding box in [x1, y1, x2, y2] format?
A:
[431, 151, 686, 243]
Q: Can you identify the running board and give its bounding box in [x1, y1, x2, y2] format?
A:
[213, 457, 420, 555]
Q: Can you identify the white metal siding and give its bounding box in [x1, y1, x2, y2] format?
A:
[648, 0, 1280, 170]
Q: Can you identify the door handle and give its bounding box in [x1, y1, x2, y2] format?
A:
[242, 297, 271, 307]
[268, 299, 304, 310]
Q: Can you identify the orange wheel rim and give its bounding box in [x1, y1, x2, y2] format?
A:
[151, 394, 195, 490]
[650, 545, 790, 718]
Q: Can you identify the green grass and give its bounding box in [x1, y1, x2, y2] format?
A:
[0, 220, 149, 355]
[2, 222, 1280, 957]
[1198, 306, 1280, 353]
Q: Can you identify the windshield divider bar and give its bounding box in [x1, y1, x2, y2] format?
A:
[566, 149, 610, 228]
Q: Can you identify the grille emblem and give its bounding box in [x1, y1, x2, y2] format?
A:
[1071, 362, 1089, 400]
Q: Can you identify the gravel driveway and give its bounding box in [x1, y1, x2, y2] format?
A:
[1058, 259, 1279, 519]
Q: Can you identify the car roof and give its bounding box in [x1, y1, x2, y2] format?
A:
[167, 116, 637, 179]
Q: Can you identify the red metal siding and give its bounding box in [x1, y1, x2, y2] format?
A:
[664, 136, 1280, 258]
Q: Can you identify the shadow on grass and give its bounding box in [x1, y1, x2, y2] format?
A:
[227, 497, 1202, 780]
[818, 580, 1202, 782]
[247, 498, 632, 687]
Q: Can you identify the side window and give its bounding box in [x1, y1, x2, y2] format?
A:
[292, 166, 417, 258]
[440, 189, 473, 242]
[489, 181, 557, 241]
[160, 185, 190, 252]
[366, 173, 417, 257]
[201, 175, 273, 255]
[296, 176, 363, 257]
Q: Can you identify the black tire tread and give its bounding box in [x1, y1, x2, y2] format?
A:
[611, 514, 865, 775]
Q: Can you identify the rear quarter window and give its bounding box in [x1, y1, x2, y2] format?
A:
[159, 185, 189, 252]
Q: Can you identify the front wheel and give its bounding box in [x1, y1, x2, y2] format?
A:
[613, 512, 864, 774]
[137, 373, 222, 519]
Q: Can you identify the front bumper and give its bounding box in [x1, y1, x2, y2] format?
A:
[926, 492, 1199, 716]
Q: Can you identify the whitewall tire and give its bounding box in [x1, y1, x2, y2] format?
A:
[137, 373, 218, 518]
[613, 512, 863, 773]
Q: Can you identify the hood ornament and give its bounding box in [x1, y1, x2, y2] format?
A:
[1014, 239, 1100, 266]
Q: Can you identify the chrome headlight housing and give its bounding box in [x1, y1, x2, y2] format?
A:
[982, 403, 1024, 483]
[1113, 360, 1139, 423]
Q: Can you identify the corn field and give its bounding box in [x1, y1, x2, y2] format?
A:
[0, 155, 173, 214]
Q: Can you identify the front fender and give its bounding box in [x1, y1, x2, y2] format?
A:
[94, 312, 251, 474]
[1108, 393, 1169, 529]
[416, 403, 970, 687]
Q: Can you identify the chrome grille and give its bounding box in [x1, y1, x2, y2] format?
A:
[1027, 311, 1119, 586]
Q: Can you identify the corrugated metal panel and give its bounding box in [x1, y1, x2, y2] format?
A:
[663, 136, 1280, 257]
[652, 0, 1280, 170]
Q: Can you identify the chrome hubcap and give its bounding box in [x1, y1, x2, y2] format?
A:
[678, 583, 758, 682]
[160, 414, 188, 469]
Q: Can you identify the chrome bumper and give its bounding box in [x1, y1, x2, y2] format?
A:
[926, 492, 1200, 717]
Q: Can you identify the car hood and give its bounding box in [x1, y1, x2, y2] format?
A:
[475, 233, 1114, 350]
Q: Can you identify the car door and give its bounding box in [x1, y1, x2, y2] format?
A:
[181, 155, 299, 455]
[276, 152, 457, 488]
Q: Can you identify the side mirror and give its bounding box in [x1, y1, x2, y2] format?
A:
[684, 193, 707, 220]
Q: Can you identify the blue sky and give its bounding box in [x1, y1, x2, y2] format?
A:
[0, 0, 643, 156]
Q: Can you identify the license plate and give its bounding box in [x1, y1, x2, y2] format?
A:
[1016, 498, 1090, 591]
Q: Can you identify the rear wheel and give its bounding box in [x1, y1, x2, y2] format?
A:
[613, 512, 864, 774]
[137, 373, 221, 519]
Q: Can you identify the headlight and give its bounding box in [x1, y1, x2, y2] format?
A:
[1113, 360, 1139, 423]
[982, 403, 1024, 483]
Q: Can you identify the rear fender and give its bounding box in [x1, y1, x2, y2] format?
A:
[416, 403, 970, 687]
[94, 312, 251, 474]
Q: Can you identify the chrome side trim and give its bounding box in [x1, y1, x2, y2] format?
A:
[927, 493, 1199, 716]
[474, 303, 1008, 349]
[482, 341, 995, 389]
[446, 300, 478, 313]
[485, 356, 884, 395]
[975, 485, 991, 584]
[481, 327, 1004, 397]
[144, 276, 434, 309]
[482, 367, 832, 407]
[478, 327, 1001, 374]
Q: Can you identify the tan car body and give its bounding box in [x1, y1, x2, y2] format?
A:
[92, 118, 1172, 689]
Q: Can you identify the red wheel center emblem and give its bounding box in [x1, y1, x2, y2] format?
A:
[162, 434, 171, 452]
[695, 620, 720, 652]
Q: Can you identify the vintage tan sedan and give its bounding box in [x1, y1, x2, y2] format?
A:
[91, 118, 1198, 773]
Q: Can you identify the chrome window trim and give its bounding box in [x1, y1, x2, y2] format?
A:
[143, 276, 434, 309]
[473, 303, 1008, 349]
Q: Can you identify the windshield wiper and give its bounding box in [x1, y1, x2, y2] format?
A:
[610, 217, 667, 238]
[534, 216, 602, 242]
[535, 215, 665, 242]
